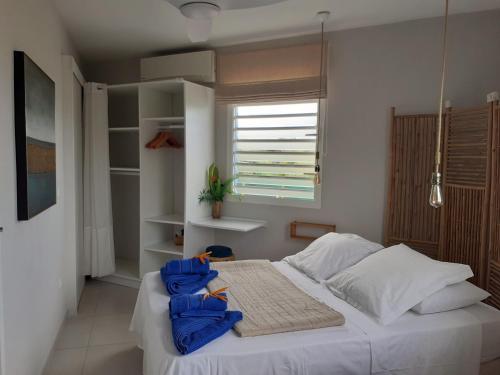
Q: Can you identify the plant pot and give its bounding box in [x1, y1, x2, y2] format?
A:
[212, 201, 222, 219]
[174, 234, 184, 246]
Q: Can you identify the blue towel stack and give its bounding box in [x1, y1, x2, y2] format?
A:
[169, 293, 243, 355]
[169, 293, 227, 318]
[160, 256, 218, 295]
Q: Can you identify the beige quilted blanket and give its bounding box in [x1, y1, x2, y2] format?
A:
[208, 260, 345, 337]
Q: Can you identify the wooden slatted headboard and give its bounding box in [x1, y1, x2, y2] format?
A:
[385, 103, 500, 309]
[439, 105, 493, 288]
[384, 108, 441, 258]
[487, 104, 500, 308]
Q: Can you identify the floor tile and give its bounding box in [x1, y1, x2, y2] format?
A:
[83, 343, 143, 375]
[54, 317, 94, 350]
[84, 279, 108, 291]
[89, 314, 136, 346]
[43, 348, 87, 375]
[95, 284, 138, 316]
[78, 289, 100, 317]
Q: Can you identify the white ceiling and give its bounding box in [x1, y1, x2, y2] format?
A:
[51, 0, 500, 63]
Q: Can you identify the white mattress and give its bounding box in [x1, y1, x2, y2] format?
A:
[130, 262, 500, 375]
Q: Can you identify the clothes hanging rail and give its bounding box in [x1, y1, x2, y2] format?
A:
[110, 167, 140, 176]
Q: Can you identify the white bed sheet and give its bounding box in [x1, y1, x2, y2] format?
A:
[130, 262, 500, 375]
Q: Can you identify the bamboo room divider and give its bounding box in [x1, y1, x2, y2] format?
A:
[439, 105, 493, 287]
[385, 102, 500, 309]
[384, 108, 442, 258]
[488, 104, 500, 308]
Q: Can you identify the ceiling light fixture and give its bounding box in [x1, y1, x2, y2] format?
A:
[180, 2, 220, 42]
[166, 0, 288, 43]
[429, 0, 449, 208]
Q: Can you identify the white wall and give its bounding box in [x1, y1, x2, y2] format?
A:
[0, 1, 80, 374]
[86, 10, 500, 261]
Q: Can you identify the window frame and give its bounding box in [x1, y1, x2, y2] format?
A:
[225, 99, 326, 209]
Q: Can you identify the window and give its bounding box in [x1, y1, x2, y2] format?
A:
[229, 100, 322, 207]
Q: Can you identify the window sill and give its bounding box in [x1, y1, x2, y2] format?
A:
[227, 193, 321, 209]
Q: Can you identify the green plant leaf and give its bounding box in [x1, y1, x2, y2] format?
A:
[199, 163, 235, 204]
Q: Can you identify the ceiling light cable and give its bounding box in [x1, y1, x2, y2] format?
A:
[314, 11, 329, 186]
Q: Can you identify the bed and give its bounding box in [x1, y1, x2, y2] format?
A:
[130, 261, 500, 375]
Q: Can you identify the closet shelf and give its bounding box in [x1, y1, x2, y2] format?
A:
[189, 216, 267, 232]
[144, 241, 183, 256]
[158, 124, 185, 130]
[109, 127, 139, 132]
[145, 213, 184, 225]
[142, 116, 184, 124]
[110, 167, 140, 175]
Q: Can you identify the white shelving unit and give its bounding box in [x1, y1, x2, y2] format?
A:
[190, 217, 267, 232]
[100, 79, 215, 287]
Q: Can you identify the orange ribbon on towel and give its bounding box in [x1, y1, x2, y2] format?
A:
[203, 287, 229, 302]
[194, 251, 212, 264]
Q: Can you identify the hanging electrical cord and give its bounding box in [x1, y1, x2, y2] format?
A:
[314, 11, 329, 185]
[429, 0, 449, 208]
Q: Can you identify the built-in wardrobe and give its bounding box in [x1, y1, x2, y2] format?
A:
[385, 101, 500, 309]
[103, 78, 266, 287]
[104, 79, 216, 286]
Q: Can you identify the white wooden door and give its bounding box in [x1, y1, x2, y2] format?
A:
[74, 76, 85, 299]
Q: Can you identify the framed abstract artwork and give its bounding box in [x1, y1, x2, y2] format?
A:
[14, 51, 56, 220]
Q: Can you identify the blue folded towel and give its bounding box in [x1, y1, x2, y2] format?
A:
[160, 268, 218, 295]
[172, 311, 243, 355]
[164, 257, 210, 275]
[169, 293, 227, 318]
[176, 310, 226, 319]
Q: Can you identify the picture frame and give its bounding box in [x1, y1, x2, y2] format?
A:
[14, 51, 56, 220]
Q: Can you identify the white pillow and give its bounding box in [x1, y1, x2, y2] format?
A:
[412, 281, 490, 314]
[325, 243, 473, 325]
[283, 232, 383, 282]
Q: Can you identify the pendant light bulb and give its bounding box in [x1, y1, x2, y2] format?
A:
[429, 0, 449, 208]
[429, 172, 444, 208]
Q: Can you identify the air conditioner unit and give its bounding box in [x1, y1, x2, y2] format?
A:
[140, 50, 215, 83]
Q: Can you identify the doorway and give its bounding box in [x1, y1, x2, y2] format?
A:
[62, 56, 86, 315]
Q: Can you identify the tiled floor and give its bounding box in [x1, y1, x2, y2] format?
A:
[43, 280, 143, 375]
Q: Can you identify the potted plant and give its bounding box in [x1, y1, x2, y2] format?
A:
[198, 163, 234, 219]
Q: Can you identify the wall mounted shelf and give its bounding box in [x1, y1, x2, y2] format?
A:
[290, 221, 336, 240]
[190, 216, 266, 232]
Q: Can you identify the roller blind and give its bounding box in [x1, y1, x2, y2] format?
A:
[231, 101, 319, 201]
[216, 43, 328, 103]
